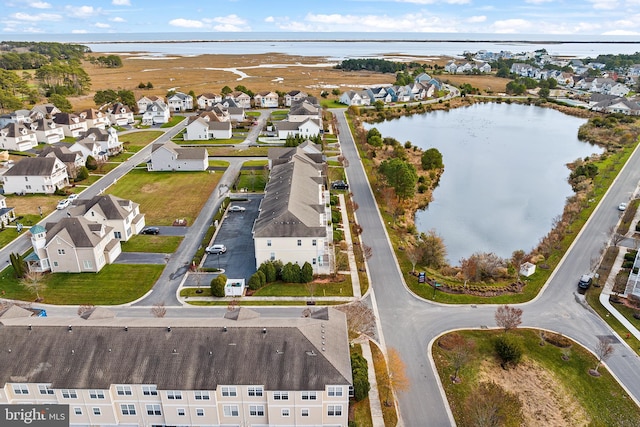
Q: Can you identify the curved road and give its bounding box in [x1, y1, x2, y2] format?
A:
[333, 108, 640, 426]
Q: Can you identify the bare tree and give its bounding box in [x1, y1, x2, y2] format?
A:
[77, 304, 95, 316]
[405, 242, 424, 273]
[511, 249, 526, 281]
[305, 281, 317, 300]
[447, 334, 475, 383]
[20, 271, 46, 302]
[151, 302, 167, 318]
[494, 305, 523, 333]
[363, 244, 373, 260]
[336, 301, 376, 341]
[464, 381, 523, 427]
[593, 336, 614, 375]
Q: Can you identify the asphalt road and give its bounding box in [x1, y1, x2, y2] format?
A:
[333, 108, 640, 426]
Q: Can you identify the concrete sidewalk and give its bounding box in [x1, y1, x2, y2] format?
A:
[359, 340, 386, 427]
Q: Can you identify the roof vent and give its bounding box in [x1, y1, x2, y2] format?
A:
[28, 325, 32, 331]
[322, 347, 326, 351]
[124, 326, 128, 331]
[223, 326, 227, 332]
[8, 349, 11, 353]
[209, 351, 213, 355]
[262, 328, 267, 334]
[68, 325, 72, 332]
[167, 326, 171, 332]
[172, 348, 177, 353]
[71, 349, 75, 355]
[306, 350, 317, 356]
[276, 350, 284, 354]
[108, 348, 112, 352]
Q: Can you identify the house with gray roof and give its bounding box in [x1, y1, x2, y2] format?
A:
[141, 100, 171, 125]
[167, 91, 194, 112]
[0, 122, 38, 152]
[28, 117, 65, 144]
[1, 156, 69, 194]
[0, 307, 351, 426]
[197, 92, 223, 109]
[253, 146, 332, 274]
[52, 112, 88, 138]
[185, 116, 232, 140]
[107, 102, 134, 126]
[69, 194, 146, 242]
[37, 145, 84, 180]
[78, 108, 110, 129]
[29, 103, 61, 122]
[78, 127, 122, 156]
[148, 140, 207, 171]
[285, 90, 308, 107]
[25, 218, 121, 273]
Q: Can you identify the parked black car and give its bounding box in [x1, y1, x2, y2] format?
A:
[141, 227, 160, 235]
[331, 180, 349, 190]
[578, 274, 593, 290]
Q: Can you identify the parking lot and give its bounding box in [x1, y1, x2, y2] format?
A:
[202, 193, 263, 281]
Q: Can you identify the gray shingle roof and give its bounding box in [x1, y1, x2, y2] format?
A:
[152, 141, 207, 160]
[70, 194, 137, 221]
[44, 217, 111, 248]
[3, 157, 59, 176]
[0, 308, 351, 390]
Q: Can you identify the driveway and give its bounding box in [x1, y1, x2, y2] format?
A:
[114, 253, 169, 264]
[202, 194, 263, 281]
[152, 226, 189, 236]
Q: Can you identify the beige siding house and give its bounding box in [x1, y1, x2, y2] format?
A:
[0, 307, 351, 427]
[253, 144, 332, 274]
[69, 194, 146, 242]
[25, 218, 121, 273]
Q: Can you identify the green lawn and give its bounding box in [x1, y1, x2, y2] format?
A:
[207, 146, 269, 157]
[160, 115, 186, 128]
[186, 300, 343, 306]
[242, 159, 268, 167]
[0, 228, 22, 249]
[105, 169, 221, 225]
[121, 235, 183, 253]
[321, 100, 346, 108]
[209, 160, 230, 168]
[120, 131, 163, 152]
[0, 264, 164, 305]
[252, 278, 353, 297]
[245, 111, 261, 117]
[433, 329, 640, 426]
[235, 171, 267, 192]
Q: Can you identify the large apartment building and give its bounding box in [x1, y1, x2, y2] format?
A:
[0, 307, 352, 427]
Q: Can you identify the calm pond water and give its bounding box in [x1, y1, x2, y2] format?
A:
[365, 103, 602, 264]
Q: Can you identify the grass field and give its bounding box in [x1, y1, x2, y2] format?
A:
[119, 130, 164, 152]
[252, 277, 353, 297]
[160, 115, 186, 128]
[433, 329, 640, 426]
[121, 235, 183, 253]
[104, 169, 221, 225]
[207, 146, 269, 157]
[0, 264, 163, 305]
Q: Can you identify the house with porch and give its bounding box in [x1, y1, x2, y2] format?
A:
[254, 91, 279, 108]
[225, 91, 252, 109]
[52, 113, 88, 138]
[0, 195, 16, 226]
[197, 93, 223, 109]
[79, 127, 123, 156]
[167, 92, 193, 112]
[107, 103, 135, 126]
[141, 100, 171, 125]
[28, 118, 65, 144]
[136, 95, 163, 113]
[1, 157, 69, 194]
[37, 146, 84, 180]
[69, 194, 145, 242]
[69, 139, 107, 163]
[284, 90, 308, 107]
[25, 218, 121, 274]
[78, 108, 110, 129]
[275, 118, 321, 140]
[185, 117, 232, 140]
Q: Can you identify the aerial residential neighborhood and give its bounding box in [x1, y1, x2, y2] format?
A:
[2, 36, 640, 427]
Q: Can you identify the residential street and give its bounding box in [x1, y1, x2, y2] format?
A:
[333, 108, 640, 426]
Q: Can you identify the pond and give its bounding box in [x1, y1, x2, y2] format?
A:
[365, 103, 602, 264]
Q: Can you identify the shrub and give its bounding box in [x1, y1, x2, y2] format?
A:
[248, 273, 262, 290]
[75, 166, 89, 181]
[281, 262, 301, 283]
[623, 260, 634, 269]
[257, 270, 266, 286]
[625, 251, 637, 261]
[85, 155, 98, 171]
[494, 334, 523, 368]
[351, 352, 370, 401]
[301, 261, 313, 283]
[258, 261, 277, 283]
[332, 209, 341, 223]
[542, 332, 572, 348]
[210, 274, 227, 297]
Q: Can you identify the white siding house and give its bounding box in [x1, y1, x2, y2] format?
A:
[1, 157, 69, 194]
[148, 141, 208, 171]
[0, 123, 38, 152]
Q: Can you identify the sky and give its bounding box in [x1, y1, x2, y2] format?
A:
[2, 0, 640, 36]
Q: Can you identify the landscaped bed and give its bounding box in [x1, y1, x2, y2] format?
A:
[432, 329, 640, 426]
[104, 169, 221, 225]
[251, 276, 353, 297]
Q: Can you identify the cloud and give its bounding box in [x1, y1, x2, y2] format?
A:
[11, 12, 62, 22]
[71, 29, 88, 33]
[491, 19, 534, 33]
[394, 0, 470, 4]
[111, 17, 126, 22]
[587, 0, 618, 9]
[28, 1, 52, 8]
[65, 5, 102, 18]
[300, 12, 458, 32]
[212, 24, 244, 31]
[603, 29, 640, 35]
[525, 0, 555, 3]
[169, 18, 204, 28]
[95, 22, 110, 28]
[204, 14, 247, 26]
[264, 16, 275, 23]
[466, 15, 486, 23]
[112, 0, 131, 5]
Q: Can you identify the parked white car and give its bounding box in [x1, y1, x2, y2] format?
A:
[56, 199, 71, 210]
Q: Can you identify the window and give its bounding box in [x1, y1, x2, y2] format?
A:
[53, 261, 58, 267]
[223, 405, 239, 417]
[114, 231, 122, 239]
[196, 408, 205, 417]
[73, 407, 82, 416]
[267, 240, 271, 247]
[12, 384, 28, 395]
[301, 391, 317, 400]
[57, 249, 65, 255]
[61, 389, 77, 399]
[177, 408, 185, 416]
[221, 386, 237, 397]
[116, 385, 132, 396]
[194, 391, 210, 400]
[328, 405, 343, 416]
[121, 404, 136, 416]
[312, 258, 316, 265]
[83, 260, 93, 269]
[282, 408, 290, 417]
[270, 252, 275, 261]
[142, 385, 158, 396]
[89, 390, 105, 399]
[167, 390, 182, 400]
[38, 385, 54, 395]
[249, 405, 265, 416]
[273, 391, 289, 400]
[302, 408, 309, 417]
[146, 404, 162, 416]
[92, 407, 101, 416]
[312, 239, 317, 246]
[248, 386, 263, 397]
[328, 386, 343, 397]
[297, 239, 302, 246]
